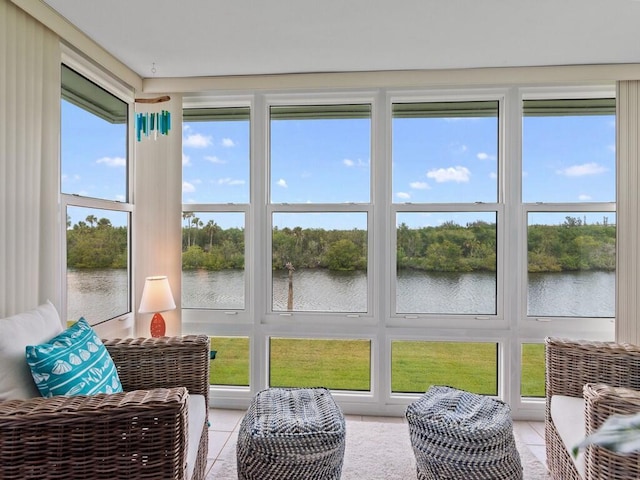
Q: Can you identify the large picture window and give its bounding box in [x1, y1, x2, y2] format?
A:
[523, 97, 616, 319]
[180, 87, 615, 415]
[269, 103, 372, 314]
[61, 64, 131, 325]
[392, 100, 500, 317]
[182, 107, 250, 312]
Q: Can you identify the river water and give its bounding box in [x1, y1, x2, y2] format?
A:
[67, 268, 615, 322]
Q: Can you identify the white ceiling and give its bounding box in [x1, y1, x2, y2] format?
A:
[44, 0, 640, 79]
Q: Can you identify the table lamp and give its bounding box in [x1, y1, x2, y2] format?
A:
[139, 275, 176, 337]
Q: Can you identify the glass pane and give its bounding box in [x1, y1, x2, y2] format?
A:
[272, 212, 367, 313]
[527, 212, 615, 317]
[392, 101, 499, 203]
[396, 212, 497, 314]
[391, 341, 498, 394]
[521, 343, 545, 398]
[270, 105, 371, 203]
[182, 212, 245, 310]
[61, 65, 128, 201]
[270, 338, 371, 391]
[522, 98, 615, 203]
[66, 206, 129, 324]
[182, 107, 250, 204]
[209, 336, 250, 386]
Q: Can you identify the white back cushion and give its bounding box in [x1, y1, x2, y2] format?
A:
[0, 301, 63, 401]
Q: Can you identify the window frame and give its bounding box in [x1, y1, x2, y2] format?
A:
[263, 92, 377, 326]
[178, 84, 617, 415]
[59, 48, 134, 326]
[181, 96, 255, 326]
[388, 89, 507, 328]
[518, 86, 617, 335]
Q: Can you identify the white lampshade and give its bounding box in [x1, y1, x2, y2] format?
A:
[139, 276, 176, 313]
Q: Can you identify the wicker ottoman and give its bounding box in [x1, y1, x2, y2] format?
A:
[406, 386, 522, 480]
[237, 387, 346, 480]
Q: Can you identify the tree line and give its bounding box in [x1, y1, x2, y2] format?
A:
[67, 215, 615, 273]
[67, 216, 127, 268]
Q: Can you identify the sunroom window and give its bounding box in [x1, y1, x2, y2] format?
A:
[181, 107, 250, 312]
[522, 97, 616, 319]
[61, 64, 131, 326]
[391, 100, 500, 317]
[269, 104, 372, 314]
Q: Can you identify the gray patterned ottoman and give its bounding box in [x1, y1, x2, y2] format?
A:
[406, 385, 522, 480]
[237, 387, 346, 480]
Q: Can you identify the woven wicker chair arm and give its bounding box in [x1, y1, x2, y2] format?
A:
[0, 388, 189, 479]
[545, 337, 640, 399]
[583, 383, 640, 433]
[0, 386, 188, 424]
[104, 335, 210, 402]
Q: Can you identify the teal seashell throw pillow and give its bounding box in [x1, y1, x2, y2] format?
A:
[25, 317, 123, 397]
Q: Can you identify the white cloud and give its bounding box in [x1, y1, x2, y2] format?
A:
[557, 162, 607, 177]
[343, 158, 368, 167]
[221, 138, 235, 147]
[477, 152, 496, 161]
[426, 166, 471, 183]
[96, 156, 126, 167]
[218, 178, 246, 186]
[277, 178, 288, 188]
[182, 181, 195, 193]
[608, 144, 616, 153]
[205, 155, 226, 164]
[182, 153, 191, 166]
[409, 181, 429, 190]
[578, 194, 592, 200]
[183, 133, 212, 148]
[489, 172, 497, 179]
[115, 194, 125, 202]
[396, 192, 411, 200]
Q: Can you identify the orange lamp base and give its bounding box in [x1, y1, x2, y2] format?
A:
[150, 312, 166, 338]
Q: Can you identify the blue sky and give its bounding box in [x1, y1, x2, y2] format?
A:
[61, 100, 616, 230]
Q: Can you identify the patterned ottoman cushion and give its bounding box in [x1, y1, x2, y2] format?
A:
[406, 385, 522, 480]
[237, 387, 345, 480]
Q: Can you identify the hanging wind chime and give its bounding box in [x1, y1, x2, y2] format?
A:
[134, 63, 171, 142]
[134, 95, 171, 141]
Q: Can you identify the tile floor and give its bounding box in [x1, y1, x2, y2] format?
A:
[204, 408, 547, 478]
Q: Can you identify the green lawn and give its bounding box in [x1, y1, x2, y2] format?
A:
[209, 337, 546, 397]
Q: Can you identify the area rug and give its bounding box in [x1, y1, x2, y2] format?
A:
[209, 419, 550, 479]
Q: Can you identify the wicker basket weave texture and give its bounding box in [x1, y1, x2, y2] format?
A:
[406, 385, 522, 480]
[0, 334, 210, 480]
[545, 337, 640, 480]
[237, 387, 346, 480]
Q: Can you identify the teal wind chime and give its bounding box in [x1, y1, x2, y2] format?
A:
[135, 95, 171, 141]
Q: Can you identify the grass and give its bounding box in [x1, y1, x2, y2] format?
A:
[391, 341, 498, 395]
[209, 337, 546, 397]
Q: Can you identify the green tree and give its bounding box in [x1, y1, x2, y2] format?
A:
[324, 239, 365, 271]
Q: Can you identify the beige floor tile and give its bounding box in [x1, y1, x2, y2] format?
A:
[514, 421, 545, 445]
[208, 430, 232, 460]
[210, 408, 244, 432]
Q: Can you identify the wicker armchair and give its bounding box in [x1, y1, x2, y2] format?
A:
[545, 337, 640, 480]
[0, 334, 210, 480]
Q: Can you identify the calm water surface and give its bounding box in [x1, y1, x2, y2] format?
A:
[67, 268, 615, 321]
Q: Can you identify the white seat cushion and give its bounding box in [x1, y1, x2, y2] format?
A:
[186, 394, 207, 480]
[550, 394, 586, 478]
[0, 301, 63, 401]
